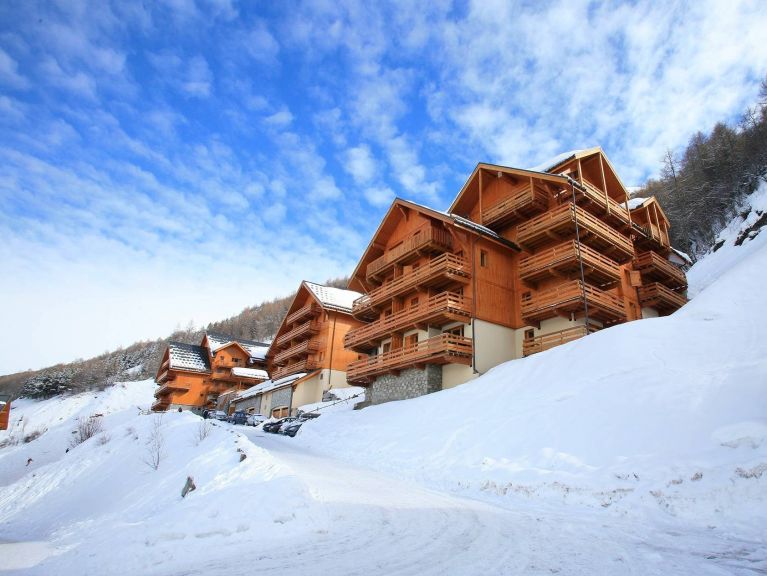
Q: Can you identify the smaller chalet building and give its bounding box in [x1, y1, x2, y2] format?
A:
[0, 394, 10, 431]
[152, 332, 269, 412]
[248, 281, 363, 416]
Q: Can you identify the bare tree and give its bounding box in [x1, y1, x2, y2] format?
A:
[143, 415, 165, 471]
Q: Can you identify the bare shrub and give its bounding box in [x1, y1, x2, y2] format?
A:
[71, 415, 104, 447]
[143, 415, 165, 470]
[97, 433, 110, 446]
[23, 429, 47, 443]
[195, 420, 212, 445]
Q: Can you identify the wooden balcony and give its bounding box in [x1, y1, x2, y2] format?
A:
[273, 339, 322, 366]
[153, 381, 189, 398]
[366, 226, 452, 281]
[632, 221, 671, 250]
[151, 398, 170, 411]
[156, 369, 175, 384]
[481, 182, 548, 229]
[633, 251, 687, 290]
[345, 292, 472, 351]
[637, 282, 687, 315]
[569, 179, 631, 228]
[353, 253, 471, 319]
[517, 203, 634, 262]
[284, 302, 322, 326]
[273, 319, 322, 348]
[521, 279, 627, 324]
[346, 333, 473, 384]
[522, 324, 598, 357]
[271, 358, 321, 380]
[519, 240, 621, 287]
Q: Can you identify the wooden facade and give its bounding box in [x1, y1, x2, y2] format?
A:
[0, 395, 10, 431]
[346, 148, 688, 397]
[152, 333, 269, 412]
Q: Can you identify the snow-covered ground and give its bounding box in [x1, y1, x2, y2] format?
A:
[1, 191, 766, 574]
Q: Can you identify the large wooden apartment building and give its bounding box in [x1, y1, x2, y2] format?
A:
[152, 332, 270, 412]
[345, 148, 688, 404]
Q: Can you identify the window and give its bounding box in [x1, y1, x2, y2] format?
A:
[382, 342, 391, 354]
[232, 358, 240, 363]
[410, 297, 419, 308]
[444, 326, 463, 337]
[525, 329, 535, 340]
[480, 250, 488, 267]
[404, 334, 419, 348]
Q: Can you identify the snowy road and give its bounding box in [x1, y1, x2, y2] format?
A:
[205, 429, 762, 576]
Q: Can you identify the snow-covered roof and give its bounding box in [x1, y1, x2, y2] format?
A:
[231, 367, 269, 380]
[627, 196, 651, 210]
[670, 247, 693, 265]
[304, 282, 361, 314]
[235, 372, 308, 401]
[528, 149, 586, 173]
[206, 332, 270, 361]
[168, 342, 211, 373]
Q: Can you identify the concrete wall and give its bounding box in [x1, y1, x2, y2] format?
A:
[473, 318, 518, 374]
[367, 365, 442, 405]
[641, 306, 659, 319]
[232, 394, 262, 414]
[442, 364, 476, 389]
[270, 386, 293, 414]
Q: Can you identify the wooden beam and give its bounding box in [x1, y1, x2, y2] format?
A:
[598, 154, 610, 216]
[478, 169, 483, 224]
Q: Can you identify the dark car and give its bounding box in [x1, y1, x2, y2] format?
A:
[264, 417, 296, 434]
[230, 411, 247, 425]
[281, 419, 304, 437]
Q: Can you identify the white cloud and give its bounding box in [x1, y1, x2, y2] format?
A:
[363, 186, 394, 207]
[345, 144, 376, 184]
[264, 108, 294, 127]
[182, 56, 213, 97]
[0, 48, 29, 89]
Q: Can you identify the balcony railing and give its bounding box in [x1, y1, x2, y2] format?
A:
[522, 324, 598, 357]
[345, 292, 471, 351]
[273, 319, 322, 348]
[284, 302, 322, 326]
[633, 251, 687, 289]
[151, 398, 170, 412]
[366, 225, 453, 281]
[519, 240, 621, 287]
[353, 253, 471, 319]
[153, 381, 189, 398]
[273, 339, 322, 366]
[521, 279, 626, 324]
[516, 203, 634, 261]
[156, 369, 175, 384]
[346, 333, 473, 384]
[271, 358, 321, 380]
[632, 221, 670, 250]
[481, 182, 548, 229]
[574, 179, 631, 227]
[637, 282, 687, 315]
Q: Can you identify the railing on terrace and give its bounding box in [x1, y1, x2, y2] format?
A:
[518, 240, 621, 285]
[481, 182, 548, 228]
[346, 333, 473, 383]
[272, 358, 321, 380]
[273, 339, 322, 365]
[345, 292, 471, 350]
[284, 302, 322, 326]
[632, 221, 670, 249]
[366, 225, 453, 280]
[516, 203, 634, 260]
[633, 251, 687, 289]
[521, 279, 626, 323]
[353, 253, 471, 318]
[522, 324, 598, 357]
[577, 179, 631, 225]
[273, 319, 323, 348]
[637, 282, 688, 313]
[153, 381, 189, 398]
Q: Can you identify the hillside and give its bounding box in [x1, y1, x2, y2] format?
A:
[0, 277, 348, 399]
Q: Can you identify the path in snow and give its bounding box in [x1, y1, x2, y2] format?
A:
[178, 428, 762, 576]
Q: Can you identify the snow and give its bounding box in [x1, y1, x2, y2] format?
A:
[296, 386, 366, 414]
[303, 281, 361, 313]
[627, 196, 650, 210]
[234, 372, 308, 400]
[230, 367, 268, 379]
[527, 149, 584, 173]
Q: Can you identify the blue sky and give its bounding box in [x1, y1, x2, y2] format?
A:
[1, 0, 766, 374]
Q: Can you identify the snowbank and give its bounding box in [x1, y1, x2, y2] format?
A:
[297, 386, 366, 414]
[297, 232, 767, 536]
[0, 381, 319, 574]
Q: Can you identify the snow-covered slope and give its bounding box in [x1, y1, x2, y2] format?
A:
[296, 219, 767, 536]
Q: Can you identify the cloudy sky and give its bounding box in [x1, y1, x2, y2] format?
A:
[1, 0, 766, 374]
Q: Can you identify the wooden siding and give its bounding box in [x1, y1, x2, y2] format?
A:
[345, 292, 471, 351]
[346, 333, 473, 384]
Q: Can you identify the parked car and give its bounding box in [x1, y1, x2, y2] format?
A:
[264, 417, 297, 434]
[230, 411, 248, 425]
[246, 413, 266, 427]
[280, 419, 304, 437]
[213, 410, 228, 421]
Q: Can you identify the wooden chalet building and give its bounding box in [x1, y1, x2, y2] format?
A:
[246, 281, 364, 417]
[152, 332, 270, 412]
[345, 147, 688, 404]
[0, 394, 10, 431]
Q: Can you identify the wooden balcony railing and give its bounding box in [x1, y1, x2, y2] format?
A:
[273, 339, 322, 366]
[153, 381, 189, 398]
[156, 369, 175, 384]
[353, 253, 471, 319]
[517, 203, 634, 261]
[519, 240, 621, 286]
[345, 292, 472, 351]
[522, 324, 599, 357]
[151, 398, 170, 411]
[271, 358, 321, 380]
[637, 282, 687, 315]
[481, 182, 548, 229]
[160, 359, 170, 373]
[521, 279, 626, 324]
[632, 221, 670, 250]
[575, 179, 631, 227]
[284, 302, 322, 326]
[633, 251, 687, 289]
[366, 225, 452, 281]
[346, 333, 473, 384]
[273, 319, 322, 348]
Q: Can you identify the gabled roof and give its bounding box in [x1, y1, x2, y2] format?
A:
[204, 332, 270, 361]
[538, 147, 630, 199]
[168, 342, 211, 373]
[234, 371, 311, 401]
[627, 195, 670, 225]
[304, 282, 362, 314]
